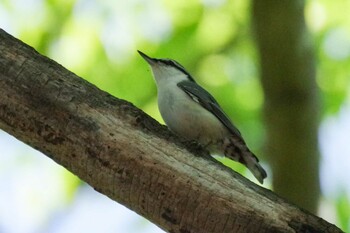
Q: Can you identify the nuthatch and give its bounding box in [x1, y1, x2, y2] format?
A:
[138, 51, 267, 184]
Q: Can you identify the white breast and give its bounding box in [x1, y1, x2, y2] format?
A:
[157, 79, 227, 145]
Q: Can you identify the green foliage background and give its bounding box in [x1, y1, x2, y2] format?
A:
[1, 0, 350, 231]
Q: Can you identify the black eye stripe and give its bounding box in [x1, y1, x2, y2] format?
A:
[157, 59, 196, 83]
[160, 59, 182, 68]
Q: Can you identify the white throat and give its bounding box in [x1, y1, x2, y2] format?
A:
[150, 65, 189, 87]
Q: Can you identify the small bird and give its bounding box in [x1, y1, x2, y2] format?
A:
[138, 51, 267, 184]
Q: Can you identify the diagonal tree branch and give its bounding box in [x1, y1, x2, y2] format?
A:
[0, 29, 342, 233]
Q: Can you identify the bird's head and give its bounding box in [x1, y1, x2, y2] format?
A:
[138, 50, 195, 85]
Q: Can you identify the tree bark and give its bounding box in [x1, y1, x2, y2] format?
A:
[252, 0, 321, 213]
[0, 29, 341, 233]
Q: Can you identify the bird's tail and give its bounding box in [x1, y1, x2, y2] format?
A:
[241, 150, 267, 184]
[223, 139, 267, 184]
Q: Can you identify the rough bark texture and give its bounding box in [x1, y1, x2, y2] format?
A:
[252, 1, 321, 213]
[0, 29, 341, 233]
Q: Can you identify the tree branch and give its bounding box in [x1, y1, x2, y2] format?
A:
[0, 29, 342, 233]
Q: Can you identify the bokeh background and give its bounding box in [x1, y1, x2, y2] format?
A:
[0, 0, 350, 232]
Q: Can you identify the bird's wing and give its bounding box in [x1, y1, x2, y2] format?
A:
[177, 80, 243, 140]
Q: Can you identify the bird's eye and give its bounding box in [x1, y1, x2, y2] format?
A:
[171, 60, 184, 69]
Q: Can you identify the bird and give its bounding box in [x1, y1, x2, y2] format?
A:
[138, 50, 267, 184]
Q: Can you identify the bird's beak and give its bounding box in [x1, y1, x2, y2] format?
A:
[138, 50, 157, 65]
